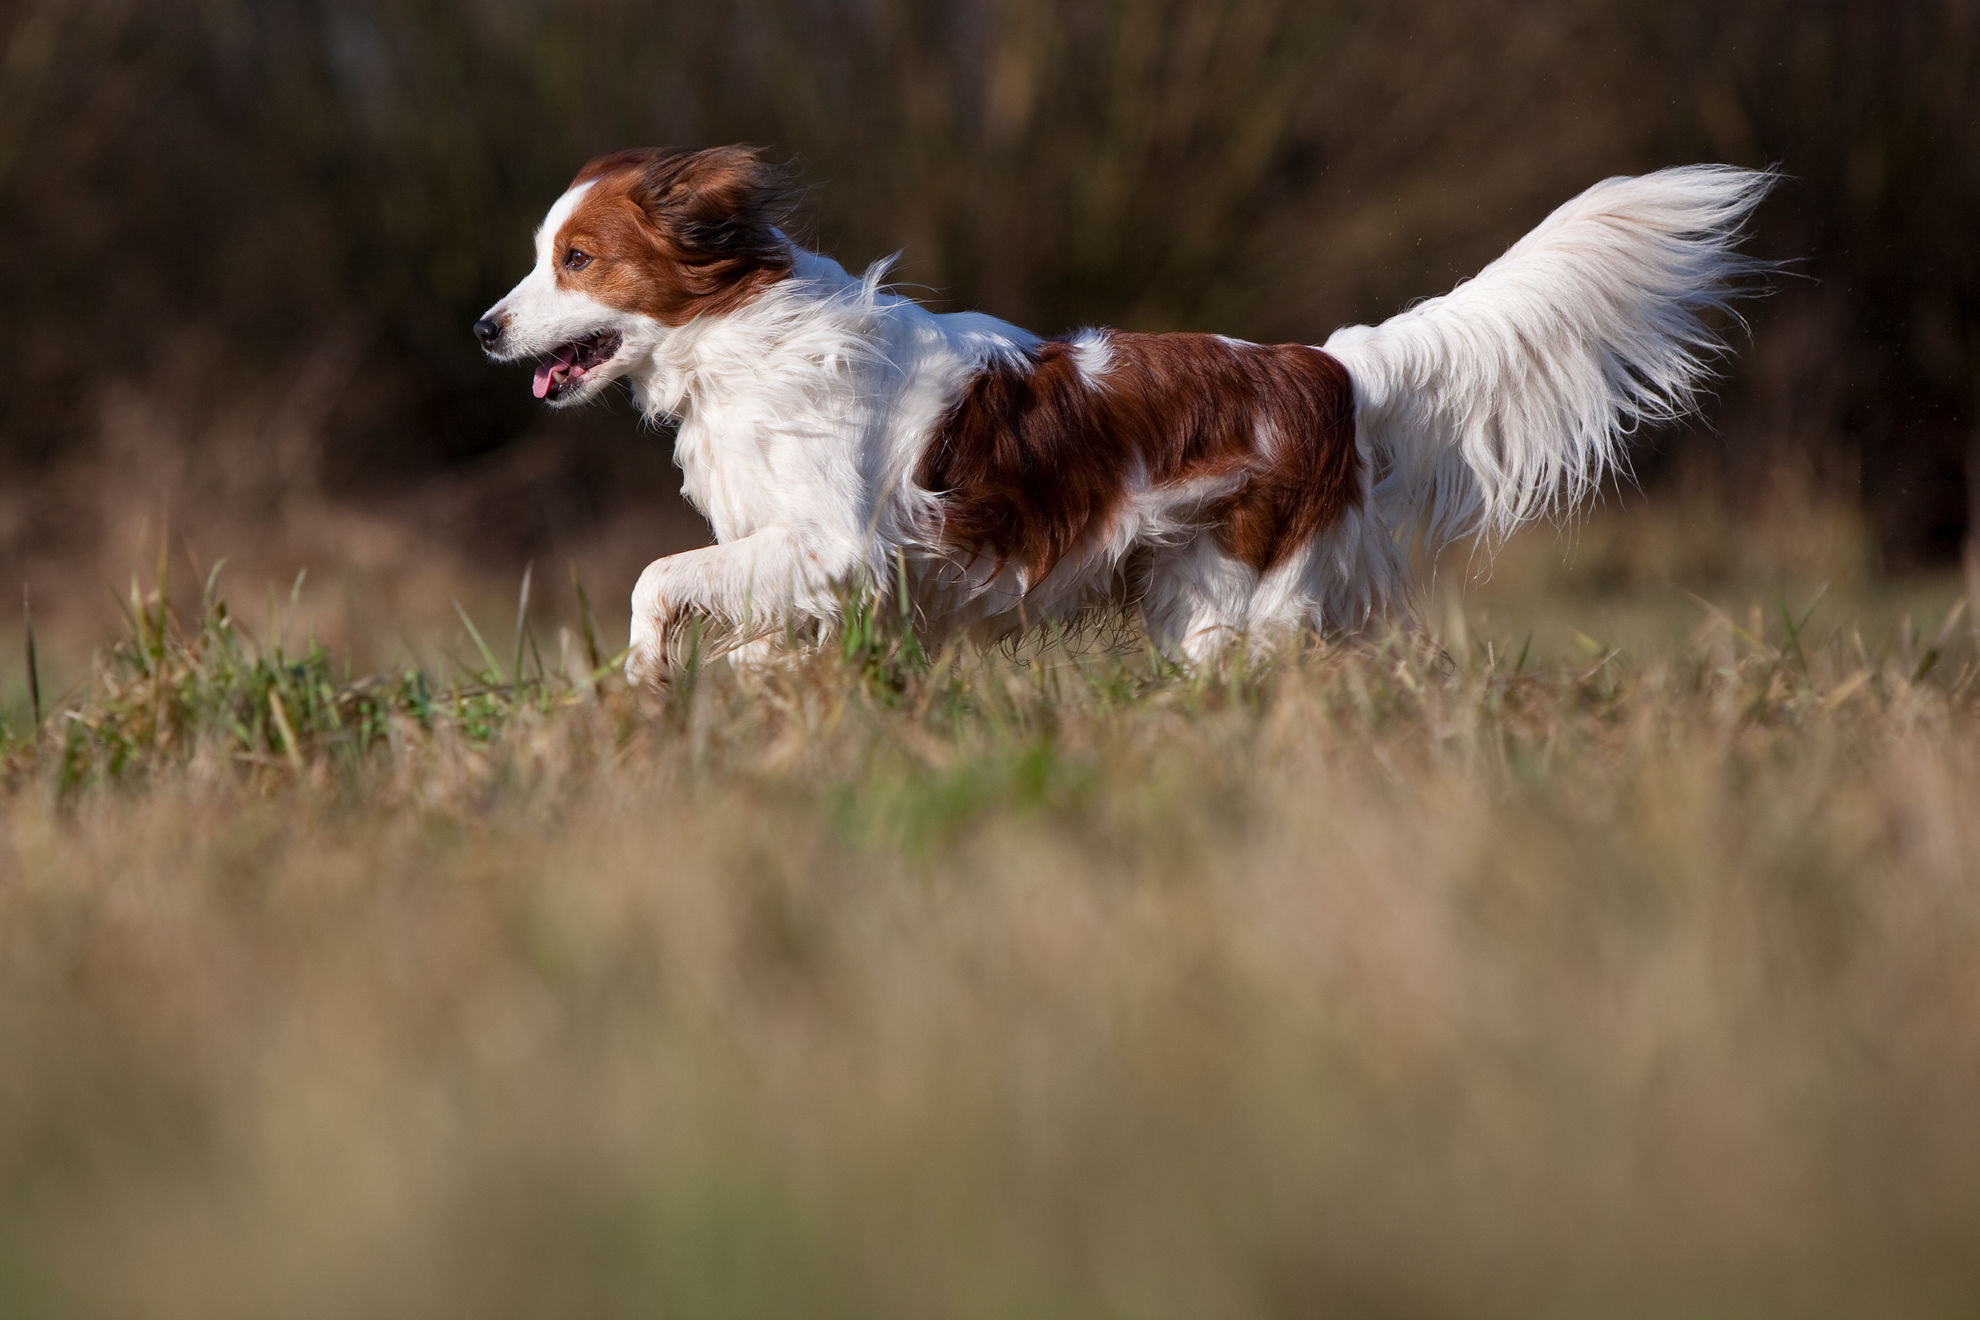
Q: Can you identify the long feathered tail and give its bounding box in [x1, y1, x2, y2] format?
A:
[1321, 164, 1776, 559]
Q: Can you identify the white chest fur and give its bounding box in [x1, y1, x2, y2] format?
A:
[649, 252, 1036, 562]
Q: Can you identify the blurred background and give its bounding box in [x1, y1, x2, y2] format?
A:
[1, 0, 1975, 668]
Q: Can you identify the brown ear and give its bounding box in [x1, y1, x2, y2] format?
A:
[629, 146, 793, 275]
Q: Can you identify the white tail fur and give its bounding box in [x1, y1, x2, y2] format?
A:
[1323, 164, 1776, 558]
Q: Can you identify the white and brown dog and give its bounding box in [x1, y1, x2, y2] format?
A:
[476, 147, 1770, 683]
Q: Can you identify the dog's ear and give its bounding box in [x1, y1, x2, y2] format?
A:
[630, 146, 793, 273]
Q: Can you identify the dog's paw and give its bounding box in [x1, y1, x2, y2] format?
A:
[624, 611, 671, 692]
[724, 636, 787, 675]
[623, 641, 669, 692]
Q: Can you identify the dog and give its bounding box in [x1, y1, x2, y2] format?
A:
[475, 147, 1771, 684]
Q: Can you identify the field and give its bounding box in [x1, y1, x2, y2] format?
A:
[2, 0, 1974, 1314]
[3, 509, 1980, 1320]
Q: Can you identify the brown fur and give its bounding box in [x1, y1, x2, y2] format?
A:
[917, 332, 1361, 581]
[554, 147, 793, 324]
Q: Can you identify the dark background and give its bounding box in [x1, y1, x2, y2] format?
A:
[2, 0, 1974, 585]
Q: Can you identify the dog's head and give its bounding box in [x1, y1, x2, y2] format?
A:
[474, 146, 793, 406]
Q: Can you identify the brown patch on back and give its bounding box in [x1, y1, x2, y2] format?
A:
[917, 333, 1361, 581]
[554, 146, 794, 324]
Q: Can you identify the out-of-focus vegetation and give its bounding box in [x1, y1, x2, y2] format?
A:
[1, 0, 1975, 593]
[4, 571, 1980, 1317]
[4, 9, 1980, 1313]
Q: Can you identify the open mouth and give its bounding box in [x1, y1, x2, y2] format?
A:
[533, 331, 623, 401]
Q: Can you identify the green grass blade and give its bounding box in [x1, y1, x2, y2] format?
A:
[570, 562, 602, 673]
[266, 686, 305, 772]
[512, 561, 534, 690]
[23, 585, 41, 730]
[453, 600, 506, 684]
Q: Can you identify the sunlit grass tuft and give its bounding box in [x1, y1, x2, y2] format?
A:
[4, 563, 622, 798]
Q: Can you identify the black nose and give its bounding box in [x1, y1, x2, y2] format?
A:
[473, 316, 504, 347]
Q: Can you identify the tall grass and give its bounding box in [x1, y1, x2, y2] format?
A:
[3, 571, 1979, 1316]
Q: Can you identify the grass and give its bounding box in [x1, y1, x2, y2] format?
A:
[3, 562, 1980, 1318]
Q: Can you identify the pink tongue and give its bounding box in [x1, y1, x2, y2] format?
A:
[532, 359, 586, 399]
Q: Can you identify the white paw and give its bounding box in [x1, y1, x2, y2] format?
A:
[724, 636, 782, 674]
[625, 608, 669, 690]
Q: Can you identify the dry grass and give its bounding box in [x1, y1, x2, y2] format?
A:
[4, 4, 1973, 1310]
[2, 545, 1979, 1318]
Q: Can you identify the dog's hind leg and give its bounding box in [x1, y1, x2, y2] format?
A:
[1138, 538, 1265, 668]
[1289, 504, 1411, 641]
[1141, 506, 1410, 667]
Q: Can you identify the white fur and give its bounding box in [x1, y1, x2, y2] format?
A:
[481, 165, 1771, 682]
[1325, 164, 1775, 556]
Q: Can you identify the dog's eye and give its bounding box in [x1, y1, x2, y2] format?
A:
[564, 248, 591, 271]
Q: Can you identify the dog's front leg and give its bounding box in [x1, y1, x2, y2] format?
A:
[625, 526, 848, 687]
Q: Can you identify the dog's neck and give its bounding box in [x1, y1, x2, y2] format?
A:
[622, 242, 1043, 547]
[625, 246, 879, 425]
